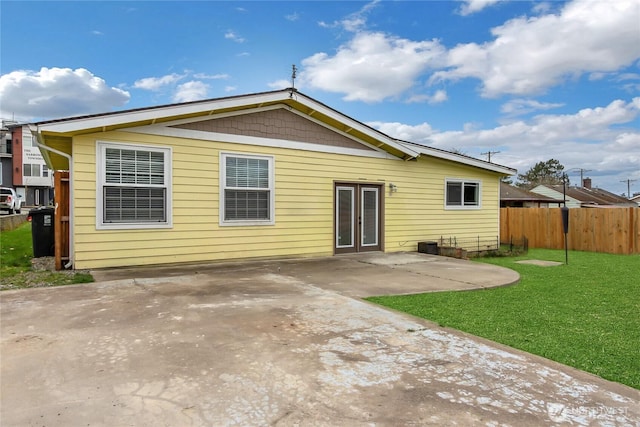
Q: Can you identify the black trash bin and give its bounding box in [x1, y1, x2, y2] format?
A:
[30, 207, 55, 258]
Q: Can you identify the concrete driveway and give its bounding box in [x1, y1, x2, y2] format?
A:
[1, 253, 638, 426]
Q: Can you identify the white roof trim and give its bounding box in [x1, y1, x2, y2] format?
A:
[33, 91, 289, 133]
[32, 89, 419, 159]
[398, 141, 516, 175]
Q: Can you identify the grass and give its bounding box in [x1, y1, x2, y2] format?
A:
[367, 249, 640, 390]
[1, 222, 93, 290]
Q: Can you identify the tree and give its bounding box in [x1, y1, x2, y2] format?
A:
[517, 159, 566, 189]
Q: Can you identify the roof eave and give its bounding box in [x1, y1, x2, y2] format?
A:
[31, 89, 419, 160]
[397, 141, 516, 175]
[33, 90, 292, 135]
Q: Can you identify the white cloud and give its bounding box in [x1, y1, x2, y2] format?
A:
[532, 2, 552, 14]
[134, 73, 185, 91]
[614, 73, 640, 82]
[406, 89, 448, 105]
[225, 31, 245, 43]
[366, 121, 435, 145]
[500, 99, 564, 116]
[285, 12, 300, 22]
[224, 86, 237, 93]
[318, 0, 380, 32]
[0, 67, 129, 121]
[173, 81, 209, 103]
[458, 0, 501, 16]
[193, 73, 229, 80]
[268, 79, 291, 90]
[301, 32, 446, 102]
[426, 98, 640, 149]
[432, 0, 640, 97]
[91, 30, 104, 36]
[370, 98, 640, 191]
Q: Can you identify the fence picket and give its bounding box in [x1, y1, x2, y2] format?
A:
[500, 207, 639, 255]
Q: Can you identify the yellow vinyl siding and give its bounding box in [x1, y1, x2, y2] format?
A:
[71, 131, 502, 269]
[383, 156, 500, 252]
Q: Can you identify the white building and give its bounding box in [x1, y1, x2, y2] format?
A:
[9, 124, 54, 206]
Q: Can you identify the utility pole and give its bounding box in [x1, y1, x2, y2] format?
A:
[481, 150, 500, 163]
[576, 168, 591, 186]
[567, 168, 592, 186]
[620, 179, 637, 198]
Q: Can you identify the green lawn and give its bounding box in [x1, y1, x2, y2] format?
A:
[367, 249, 640, 390]
[0, 222, 93, 290]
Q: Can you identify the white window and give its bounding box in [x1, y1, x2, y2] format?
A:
[97, 141, 172, 229]
[220, 152, 274, 226]
[445, 179, 481, 209]
[43, 166, 49, 177]
[23, 163, 40, 177]
[23, 134, 34, 147]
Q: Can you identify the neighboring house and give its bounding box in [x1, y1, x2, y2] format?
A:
[531, 178, 637, 208]
[630, 194, 640, 207]
[31, 89, 515, 270]
[6, 124, 54, 206]
[500, 182, 563, 208]
[0, 119, 17, 187]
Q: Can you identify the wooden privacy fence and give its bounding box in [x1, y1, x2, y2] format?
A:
[500, 207, 640, 255]
[54, 171, 70, 270]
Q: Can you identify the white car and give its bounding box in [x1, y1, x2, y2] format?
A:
[0, 187, 24, 214]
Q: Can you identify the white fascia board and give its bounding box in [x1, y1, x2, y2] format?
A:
[31, 89, 418, 159]
[33, 92, 291, 134]
[399, 142, 516, 175]
[123, 125, 404, 160]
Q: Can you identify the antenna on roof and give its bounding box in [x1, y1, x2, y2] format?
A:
[481, 150, 500, 163]
[290, 64, 297, 97]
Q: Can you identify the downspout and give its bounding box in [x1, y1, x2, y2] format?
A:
[29, 125, 74, 269]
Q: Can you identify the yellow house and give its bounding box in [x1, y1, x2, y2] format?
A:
[31, 89, 516, 270]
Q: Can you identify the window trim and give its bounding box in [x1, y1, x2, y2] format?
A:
[96, 141, 172, 230]
[444, 178, 482, 210]
[219, 152, 275, 226]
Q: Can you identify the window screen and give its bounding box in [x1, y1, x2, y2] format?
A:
[100, 144, 170, 225]
[222, 154, 273, 223]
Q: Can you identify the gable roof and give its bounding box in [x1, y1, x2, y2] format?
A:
[31, 88, 516, 175]
[500, 182, 563, 203]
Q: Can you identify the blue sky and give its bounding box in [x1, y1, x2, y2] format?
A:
[1, 0, 639, 196]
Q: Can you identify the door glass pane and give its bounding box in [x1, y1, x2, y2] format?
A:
[361, 188, 378, 246]
[336, 188, 354, 248]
